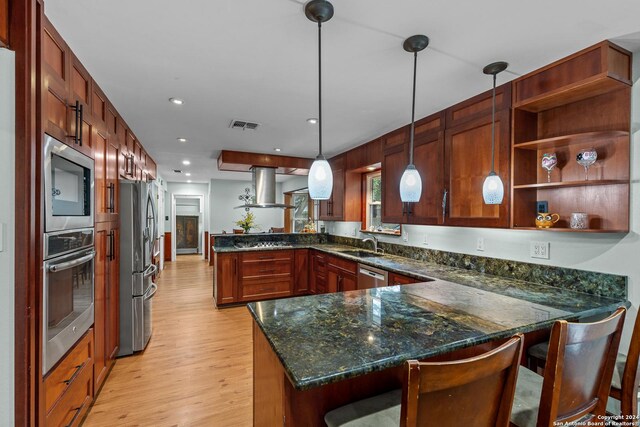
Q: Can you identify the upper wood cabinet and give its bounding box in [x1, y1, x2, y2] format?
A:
[95, 128, 120, 223]
[346, 138, 382, 170]
[511, 41, 631, 232]
[443, 83, 511, 228]
[318, 151, 364, 222]
[381, 113, 445, 226]
[41, 17, 157, 175]
[0, 0, 8, 47]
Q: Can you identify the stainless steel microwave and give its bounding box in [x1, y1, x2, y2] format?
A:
[44, 134, 94, 232]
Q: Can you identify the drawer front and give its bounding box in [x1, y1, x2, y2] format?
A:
[315, 275, 327, 294]
[389, 273, 418, 286]
[241, 250, 293, 262]
[327, 255, 357, 275]
[45, 329, 94, 413]
[240, 280, 292, 300]
[241, 259, 292, 278]
[45, 356, 93, 427]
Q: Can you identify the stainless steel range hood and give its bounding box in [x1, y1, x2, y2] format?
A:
[235, 167, 294, 209]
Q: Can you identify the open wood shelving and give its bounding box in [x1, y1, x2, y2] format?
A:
[510, 41, 632, 233]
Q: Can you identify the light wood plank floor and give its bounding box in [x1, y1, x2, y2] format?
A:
[84, 255, 253, 427]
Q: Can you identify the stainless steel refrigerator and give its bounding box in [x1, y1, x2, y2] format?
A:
[119, 181, 158, 356]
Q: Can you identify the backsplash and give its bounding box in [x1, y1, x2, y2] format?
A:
[213, 232, 328, 248]
[329, 235, 627, 299]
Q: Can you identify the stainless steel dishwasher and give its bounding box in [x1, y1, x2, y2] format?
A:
[357, 264, 388, 289]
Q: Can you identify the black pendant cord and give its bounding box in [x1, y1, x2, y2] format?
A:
[409, 51, 417, 166]
[490, 73, 496, 174]
[317, 21, 323, 158]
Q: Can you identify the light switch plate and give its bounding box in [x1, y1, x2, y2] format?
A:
[402, 231, 409, 242]
[476, 237, 485, 251]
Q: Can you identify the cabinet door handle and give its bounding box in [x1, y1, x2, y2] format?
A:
[65, 406, 83, 427]
[78, 103, 84, 146]
[108, 230, 115, 261]
[402, 202, 406, 216]
[407, 202, 413, 216]
[442, 189, 448, 223]
[70, 101, 80, 145]
[62, 362, 85, 385]
[108, 183, 115, 213]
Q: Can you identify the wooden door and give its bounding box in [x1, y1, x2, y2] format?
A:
[330, 164, 345, 220]
[294, 249, 309, 295]
[215, 253, 238, 305]
[176, 216, 199, 249]
[443, 83, 511, 228]
[69, 53, 94, 158]
[94, 130, 108, 223]
[93, 223, 109, 391]
[327, 268, 339, 294]
[106, 225, 120, 362]
[381, 143, 408, 224]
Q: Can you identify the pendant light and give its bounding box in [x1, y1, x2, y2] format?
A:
[399, 35, 429, 203]
[305, 0, 334, 200]
[481, 61, 508, 205]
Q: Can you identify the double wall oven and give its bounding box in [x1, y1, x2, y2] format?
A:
[43, 135, 95, 374]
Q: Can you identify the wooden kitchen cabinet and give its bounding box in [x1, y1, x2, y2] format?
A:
[214, 253, 238, 306]
[310, 251, 328, 294]
[94, 222, 119, 393]
[294, 249, 310, 295]
[238, 251, 294, 302]
[318, 155, 362, 222]
[388, 272, 419, 286]
[44, 329, 94, 427]
[510, 41, 631, 233]
[443, 83, 511, 228]
[0, 0, 7, 47]
[326, 255, 358, 293]
[95, 129, 120, 223]
[381, 127, 409, 224]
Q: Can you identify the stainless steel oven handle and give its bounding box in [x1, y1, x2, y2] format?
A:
[143, 264, 158, 278]
[48, 251, 95, 273]
[144, 283, 158, 301]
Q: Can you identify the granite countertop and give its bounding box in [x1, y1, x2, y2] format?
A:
[247, 269, 626, 390]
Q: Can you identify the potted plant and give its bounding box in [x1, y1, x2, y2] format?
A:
[235, 211, 258, 234]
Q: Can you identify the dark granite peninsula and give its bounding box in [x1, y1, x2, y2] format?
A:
[248, 278, 626, 426]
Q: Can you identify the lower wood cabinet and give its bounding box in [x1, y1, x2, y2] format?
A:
[310, 251, 327, 294]
[388, 272, 419, 286]
[44, 329, 94, 427]
[294, 249, 309, 294]
[326, 255, 358, 293]
[94, 221, 119, 393]
[214, 252, 238, 305]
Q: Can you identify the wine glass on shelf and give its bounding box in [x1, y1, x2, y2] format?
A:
[541, 153, 557, 183]
[576, 148, 597, 181]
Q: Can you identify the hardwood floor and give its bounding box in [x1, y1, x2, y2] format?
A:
[84, 255, 253, 427]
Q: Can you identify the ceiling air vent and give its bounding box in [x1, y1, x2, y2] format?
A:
[229, 119, 260, 131]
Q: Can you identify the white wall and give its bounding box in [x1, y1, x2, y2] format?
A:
[281, 176, 309, 194]
[165, 182, 209, 233]
[209, 179, 285, 234]
[328, 50, 640, 350]
[0, 48, 15, 425]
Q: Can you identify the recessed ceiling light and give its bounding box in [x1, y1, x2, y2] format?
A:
[177, 137, 188, 142]
[182, 160, 190, 165]
[187, 180, 192, 183]
[169, 97, 184, 105]
[306, 118, 318, 124]
[274, 148, 282, 152]
[185, 172, 191, 176]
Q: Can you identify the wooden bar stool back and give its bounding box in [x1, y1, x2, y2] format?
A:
[610, 310, 640, 417]
[402, 334, 524, 427]
[511, 307, 626, 427]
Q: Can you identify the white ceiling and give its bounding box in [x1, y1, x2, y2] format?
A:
[44, 0, 640, 184]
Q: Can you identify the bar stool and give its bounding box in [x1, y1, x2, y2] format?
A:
[324, 334, 524, 427]
[527, 309, 640, 418]
[510, 307, 626, 427]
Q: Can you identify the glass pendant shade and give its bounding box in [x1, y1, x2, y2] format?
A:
[308, 157, 333, 200]
[399, 164, 422, 203]
[482, 172, 504, 204]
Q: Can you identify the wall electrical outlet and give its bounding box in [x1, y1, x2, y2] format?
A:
[352, 227, 357, 237]
[422, 234, 428, 246]
[402, 230, 409, 242]
[476, 237, 485, 251]
[530, 241, 550, 259]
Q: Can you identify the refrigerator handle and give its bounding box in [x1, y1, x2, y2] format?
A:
[143, 283, 158, 301]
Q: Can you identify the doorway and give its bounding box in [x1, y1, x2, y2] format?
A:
[171, 194, 205, 261]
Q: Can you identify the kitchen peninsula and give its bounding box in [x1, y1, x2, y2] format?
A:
[248, 264, 626, 426]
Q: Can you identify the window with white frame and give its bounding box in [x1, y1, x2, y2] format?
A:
[364, 171, 400, 234]
[292, 192, 310, 233]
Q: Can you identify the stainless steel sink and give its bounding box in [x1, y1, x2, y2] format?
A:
[339, 250, 384, 258]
